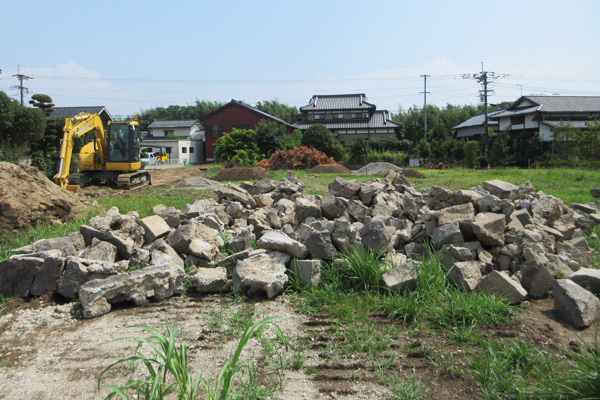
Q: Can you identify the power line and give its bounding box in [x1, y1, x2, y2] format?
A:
[12, 66, 33, 106]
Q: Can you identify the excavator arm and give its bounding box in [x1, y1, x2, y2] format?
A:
[54, 113, 107, 189]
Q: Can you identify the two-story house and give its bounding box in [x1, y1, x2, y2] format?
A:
[143, 120, 205, 164]
[491, 96, 600, 142]
[293, 94, 401, 145]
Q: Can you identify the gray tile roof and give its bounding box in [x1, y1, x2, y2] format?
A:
[50, 106, 112, 119]
[542, 120, 591, 129]
[299, 94, 376, 111]
[293, 111, 400, 130]
[148, 120, 199, 129]
[493, 96, 600, 118]
[452, 110, 504, 129]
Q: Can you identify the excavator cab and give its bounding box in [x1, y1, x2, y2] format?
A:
[107, 122, 141, 163]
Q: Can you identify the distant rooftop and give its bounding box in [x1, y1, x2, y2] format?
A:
[299, 94, 376, 111]
[50, 106, 112, 120]
[148, 120, 199, 129]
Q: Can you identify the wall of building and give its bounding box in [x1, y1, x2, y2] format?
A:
[204, 103, 292, 160]
[141, 139, 204, 163]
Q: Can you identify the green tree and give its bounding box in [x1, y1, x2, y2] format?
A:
[255, 119, 285, 157]
[301, 124, 345, 160]
[283, 129, 303, 150]
[0, 92, 46, 161]
[416, 139, 431, 159]
[29, 94, 55, 117]
[255, 99, 299, 124]
[30, 116, 64, 177]
[214, 128, 263, 165]
[513, 130, 541, 167]
[349, 138, 370, 163]
[464, 140, 480, 168]
[489, 130, 510, 167]
[452, 139, 466, 164]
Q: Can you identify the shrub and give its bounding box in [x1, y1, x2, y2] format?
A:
[255, 119, 286, 157]
[301, 124, 345, 161]
[464, 141, 480, 168]
[476, 156, 489, 169]
[214, 128, 263, 165]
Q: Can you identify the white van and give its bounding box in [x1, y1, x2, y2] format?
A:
[141, 152, 157, 165]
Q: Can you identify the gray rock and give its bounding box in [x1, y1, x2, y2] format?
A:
[226, 227, 254, 252]
[437, 203, 475, 226]
[320, 193, 345, 219]
[289, 259, 321, 287]
[472, 212, 506, 246]
[404, 242, 426, 260]
[79, 265, 185, 318]
[215, 185, 256, 208]
[295, 197, 322, 224]
[57, 257, 123, 298]
[482, 180, 520, 200]
[79, 238, 118, 263]
[257, 231, 308, 259]
[0, 256, 44, 297]
[254, 178, 276, 194]
[188, 238, 219, 261]
[432, 222, 464, 248]
[30, 255, 65, 296]
[188, 267, 230, 293]
[570, 268, 600, 294]
[478, 270, 527, 304]
[446, 261, 482, 291]
[305, 231, 336, 261]
[553, 279, 600, 328]
[347, 199, 370, 223]
[233, 251, 290, 299]
[591, 188, 600, 199]
[382, 253, 417, 291]
[359, 220, 392, 253]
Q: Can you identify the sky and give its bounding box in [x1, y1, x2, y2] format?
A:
[2, 0, 599, 118]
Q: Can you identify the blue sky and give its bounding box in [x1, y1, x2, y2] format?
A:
[2, 0, 599, 117]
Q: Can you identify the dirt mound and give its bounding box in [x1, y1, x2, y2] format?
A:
[402, 169, 426, 178]
[172, 176, 224, 189]
[211, 167, 270, 182]
[356, 162, 401, 175]
[256, 146, 339, 170]
[0, 162, 85, 235]
[308, 164, 354, 174]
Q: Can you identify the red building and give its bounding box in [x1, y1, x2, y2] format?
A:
[204, 100, 295, 160]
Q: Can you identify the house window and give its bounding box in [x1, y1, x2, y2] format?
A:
[207, 124, 225, 138]
[189, 147, 195, 153]
[314, 113, 324, 120]
[163, 130, 174, 136]
[351, 113, 368, 119]
[511, 116, 525, 125]
[182, 147, 187, 153]
[334, 113, 344, 119]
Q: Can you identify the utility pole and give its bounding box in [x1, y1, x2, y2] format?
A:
[462, 65, 508, 157]
[12, 66, 33, 106]
[421, 74, 430, 140]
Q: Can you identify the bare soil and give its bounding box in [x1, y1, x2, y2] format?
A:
[0, 162, 88, 236]
[1, 291, 598, 399]
[308, 164, 354, 174]
[211, 167, 271, 182]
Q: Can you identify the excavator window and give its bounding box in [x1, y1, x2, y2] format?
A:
[108, 124, 130, 162]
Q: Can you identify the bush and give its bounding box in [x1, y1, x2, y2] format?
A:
[349, 138, 370, 163]
[255, 119, 286, 157]
[283, 129, 303, 150]
[464, 140, 480, 168]
[476, 156, 489, 169]
[301, 124, 345, 161]
[214, 128, 263, 165]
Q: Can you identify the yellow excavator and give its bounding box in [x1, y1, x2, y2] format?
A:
[54, 113, 152, 192]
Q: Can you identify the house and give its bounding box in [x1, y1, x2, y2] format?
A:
[147, 120, 204, 139]
[50, 106, 113, 129]
[453, 109, 504, 140]
[293, 94, 401, 145]
[490, 96, 600, 142]
[204, 100, 295, 161]
[143, 120, 205, 164]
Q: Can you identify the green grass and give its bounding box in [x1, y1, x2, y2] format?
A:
[99, 317, 289, 400]
[407, 167, 600, 206]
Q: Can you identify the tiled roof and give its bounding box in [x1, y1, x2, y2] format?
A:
[50, 106, 112, 119]
[293, 111, 400, 130]
[299, 94, 376, 111]
[493, 96, 600, 118]
[452, 110, 504, 129]
[148, 120, 199, 129]
[542, 120, 591, 129]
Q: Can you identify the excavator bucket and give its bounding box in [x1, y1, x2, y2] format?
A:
[65, 184, 81, 193]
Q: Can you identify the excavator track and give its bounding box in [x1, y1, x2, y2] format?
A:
[116, 170, 152, 190]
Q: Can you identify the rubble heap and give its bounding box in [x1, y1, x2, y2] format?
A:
[2, 171, 600, 328]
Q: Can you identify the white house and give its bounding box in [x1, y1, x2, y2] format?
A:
[491, 96, 600, 141]
[143, 120, 205, 164]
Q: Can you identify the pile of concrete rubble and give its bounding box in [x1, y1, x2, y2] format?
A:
[1, 171, 600, 328]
